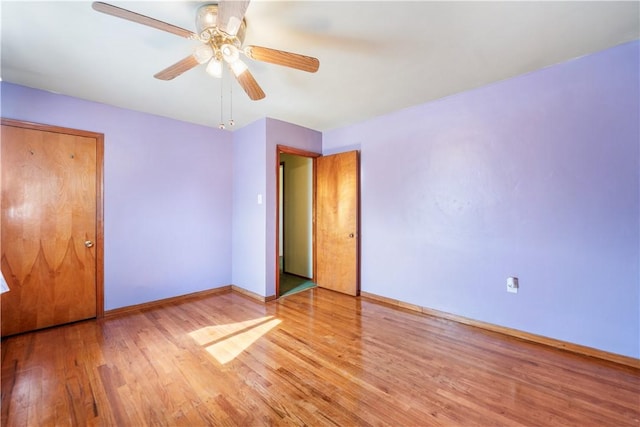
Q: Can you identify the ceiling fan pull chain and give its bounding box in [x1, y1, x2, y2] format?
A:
[229, 77, 235, 127]
[219, 74, 225, 130]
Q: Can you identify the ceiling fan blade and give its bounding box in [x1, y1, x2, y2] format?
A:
[92, 2, 196, 39]
[233, 68, 265, 101]
[244, 46, 319, 73]
[216, 0, 250, 36]
[154, 55, 200, 80]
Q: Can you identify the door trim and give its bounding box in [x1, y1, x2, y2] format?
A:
[1, 118, 105, 318]
[275, 145, 320, 298]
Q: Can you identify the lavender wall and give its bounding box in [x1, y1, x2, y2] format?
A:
[231, 117, 321, 297]
[3, 40, 637, 358]
[1, 83, 233, 310]
[323, 41, 640, 358]
[231, 118, 267, 295]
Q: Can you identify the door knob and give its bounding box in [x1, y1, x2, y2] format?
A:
[84, 240, 94, 248]
[348, 233, 355, 238]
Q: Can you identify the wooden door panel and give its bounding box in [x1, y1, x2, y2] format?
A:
[316, 150, 359, 296]
[1, 124, 98, 336]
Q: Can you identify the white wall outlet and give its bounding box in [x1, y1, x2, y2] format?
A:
[507, 277, 519, 294]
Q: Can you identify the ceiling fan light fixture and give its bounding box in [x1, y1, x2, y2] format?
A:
[193, 44, 214, 64]
[206, 58, 223, 78]
[221, 43, 240, 63]
[196, 4, 218, 38]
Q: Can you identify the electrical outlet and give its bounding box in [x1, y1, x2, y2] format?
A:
[507, 277, 519, 294]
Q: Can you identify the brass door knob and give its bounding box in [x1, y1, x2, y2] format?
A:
[84, 240, 94, 248]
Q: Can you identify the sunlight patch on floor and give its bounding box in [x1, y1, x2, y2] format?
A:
[188, 316, 282, 364]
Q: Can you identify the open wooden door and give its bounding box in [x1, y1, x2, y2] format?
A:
[1, 119, 104, 336]
[315, 150, 359, 296]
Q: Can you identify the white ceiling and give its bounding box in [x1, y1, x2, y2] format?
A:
[1, 1, 639, 132]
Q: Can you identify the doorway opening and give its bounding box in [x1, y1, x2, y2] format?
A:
[276, 146, 320, 297]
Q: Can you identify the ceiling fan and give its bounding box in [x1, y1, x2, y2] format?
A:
[92, 1, 320, 101]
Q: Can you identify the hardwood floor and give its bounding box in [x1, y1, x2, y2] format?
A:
[2, 288, 639, 426]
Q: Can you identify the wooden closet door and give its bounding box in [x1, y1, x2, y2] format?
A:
[1, 121, 102, 336]
[315, 150, 360, 296]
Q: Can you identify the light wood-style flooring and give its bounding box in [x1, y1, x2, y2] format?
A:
[2, 288, 639, 426]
